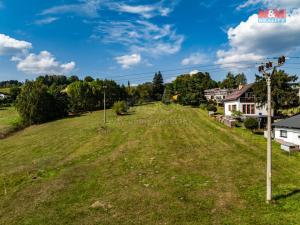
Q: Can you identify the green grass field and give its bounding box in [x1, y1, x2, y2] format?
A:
[1, 103, 300, 225]
[0, 106, 20, 134]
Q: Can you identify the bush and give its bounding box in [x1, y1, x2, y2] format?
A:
[244, 117, 258, 131]
[206, 104, 217, 112]
[113, 101, 128, 115]
[231, 110, 242, 117]
[16, 81, 68, 125]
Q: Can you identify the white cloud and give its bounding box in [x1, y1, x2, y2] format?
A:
[0, 34, 32, 55]
[236, 0, 261, 10]
[94, 20, 184, 57]
[115, 54, 141, 69]
[237, 0, 300, 10]
[181, 53, 208, 66]
[189, 70, 199, 75]
[34, 17, 58, 25]
[165, 76, 176, 83]
[12, 51, 76, 75]
[216, 9, 300, 67]
[110, 4, 155, 18]
[108, 2, 172, 18]
[40, 0, 102, 18]
[41, 0, 176, 19]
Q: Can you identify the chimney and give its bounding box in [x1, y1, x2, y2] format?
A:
[238, 84, 244, 90]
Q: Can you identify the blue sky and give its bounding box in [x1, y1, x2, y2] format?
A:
[1, 0, 300, 84]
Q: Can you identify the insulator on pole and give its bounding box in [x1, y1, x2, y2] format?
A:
[278, 56, 285, 65]
[258, 65, 264, 72]
[266, 62, 273, 69]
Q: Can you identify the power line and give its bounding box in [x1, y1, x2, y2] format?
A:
[107, 60, 259, 79]
[108, 56, 300, 80]
[102, 57, 300, 84]
[111, 64, 256, 81]
[114, 65, 300, 84]
[112, 65, 255, 83]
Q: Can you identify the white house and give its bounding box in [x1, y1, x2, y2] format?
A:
[0, 93, 8, 99]
[223, 84, 267, 117]
[273, 114, 300, 151]
[204, 88, 233, 104]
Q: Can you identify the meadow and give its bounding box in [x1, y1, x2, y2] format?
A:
[1, 103, 300, 225]
[0, 106, 20, 135]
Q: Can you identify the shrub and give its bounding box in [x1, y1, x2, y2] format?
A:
[206, 104, 217, 112]
[16, 81, 68, 125]
[113, 101, 128, 115]
[231, 110, 242, 117]
[244, 117, 258, 131]
[9, 86, 21, 101]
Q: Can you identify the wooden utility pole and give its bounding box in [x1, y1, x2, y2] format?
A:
[258, 56, 285, 203]
[103, 85, 107, 124]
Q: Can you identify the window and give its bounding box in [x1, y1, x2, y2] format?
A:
[280, 130, 287, 138]
[232, 105, 237, 111]
[242, 105, 246, 114]
[242, 104, 255, 114]
[251, 104, 255, 114]
[228, 105, 231, 111]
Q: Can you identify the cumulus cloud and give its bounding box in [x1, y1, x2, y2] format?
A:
[94, 20, 184, 57]
[115, 53, 141, 69]
[0, 34, 32, 55]
[40, 0, 102, 18]
[12, 51, 76, 75]
[216, 9, 300, 67]
[181, 53, 208, 66]
[34, 17, 58, 25]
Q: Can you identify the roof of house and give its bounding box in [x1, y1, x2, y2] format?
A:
[273, 114, 300, 129]
[223, 83, 253, 102]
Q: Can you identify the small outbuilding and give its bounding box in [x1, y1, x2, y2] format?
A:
[273, 114, 300, 152]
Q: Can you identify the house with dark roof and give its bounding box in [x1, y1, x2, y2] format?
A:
[223, 84, 267, 117]
[273, 114, 300, 150]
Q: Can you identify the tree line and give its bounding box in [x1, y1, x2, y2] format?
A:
[1, 69, 298, 126]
